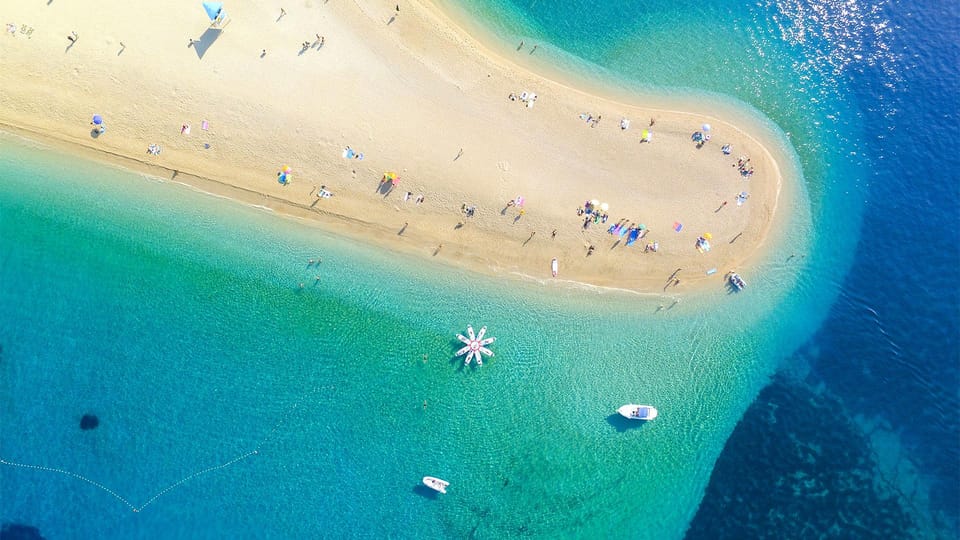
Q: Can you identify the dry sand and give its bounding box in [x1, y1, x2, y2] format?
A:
[0, 0, 790, 293]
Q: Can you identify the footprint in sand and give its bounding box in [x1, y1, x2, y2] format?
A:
[497, 161, 510, 172]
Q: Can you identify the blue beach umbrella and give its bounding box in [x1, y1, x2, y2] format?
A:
[202, 1, 224, 21]
[92, 114, 103, 125]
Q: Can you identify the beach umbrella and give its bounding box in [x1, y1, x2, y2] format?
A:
[92, 114, 103, 125]
[278, 165, 292, 184]
[202, 1, 223, 21]
[590, 199, 599, 207]
[600, 202, 609, 212]
[638, 224, 646, 230]
[702, 123, 712, 132]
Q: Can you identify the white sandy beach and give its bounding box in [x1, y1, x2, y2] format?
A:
[0, 0, 788, 293]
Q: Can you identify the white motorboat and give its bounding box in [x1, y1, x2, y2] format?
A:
[617, 404, 658, 421]
[728, 272, 746, 291]
[422, 476, 449, 494]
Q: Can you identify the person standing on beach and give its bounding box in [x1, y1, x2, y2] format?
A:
[530, 44, 538, 54]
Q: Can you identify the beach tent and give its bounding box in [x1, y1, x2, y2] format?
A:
[91, 114, 103, 125]
[202, 1, 225, 22]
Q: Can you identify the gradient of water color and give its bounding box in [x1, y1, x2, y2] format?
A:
[3, 0, 958, 537]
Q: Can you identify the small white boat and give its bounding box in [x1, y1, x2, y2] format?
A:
[422, 476, 449, 494]
[551, 257, 558, 277]
[617, 404, 658, 421]
[728, 272, 746, 291]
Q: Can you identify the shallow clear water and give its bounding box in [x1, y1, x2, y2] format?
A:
[442, 0, 959, 536]
[3, 0, 958, 537]
[0, 134, 807, 538]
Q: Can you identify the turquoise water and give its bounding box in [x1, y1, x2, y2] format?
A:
[3, 0, 945, 537]
[434, 0, 958, 536]
[1, 125, 806, 538]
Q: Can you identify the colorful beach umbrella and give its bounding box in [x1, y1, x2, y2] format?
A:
[277, 165, 292, 184]
[702, 123, 712, 132]
[92, 114, 103, 125]
[202, 1, 223, 21]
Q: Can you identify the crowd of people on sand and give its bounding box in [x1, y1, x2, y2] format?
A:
[508, 91, 538, 108]
[403, 191, 425, 204]
[578, 113, 602, 128]
[577, 200, 608, 225]
[735, 156, 755, 177]
[576, 201, 662, 252]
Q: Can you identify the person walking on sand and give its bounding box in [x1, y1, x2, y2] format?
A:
[67, 31, 78, 43]
[530, 44, 538, 54]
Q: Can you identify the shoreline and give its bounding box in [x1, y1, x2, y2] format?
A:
[0, 0, 799, 295]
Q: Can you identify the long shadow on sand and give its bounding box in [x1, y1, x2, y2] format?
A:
[193, 28, 223, 59]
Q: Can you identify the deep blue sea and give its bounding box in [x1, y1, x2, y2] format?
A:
[2, 0, 958, 538]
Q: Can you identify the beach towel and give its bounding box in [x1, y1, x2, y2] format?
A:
[674, 222, 683, 232]
[201, 120, 209, 130]
[607, 224, 617, 234]
[619, 226, 630, 238]
[180, 124, 191, 135]
[625, 228, 640, 246]
[343, 147, 355, 159]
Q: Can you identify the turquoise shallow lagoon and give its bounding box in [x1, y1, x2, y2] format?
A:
[1, 119, 810, 538]
[6, 0, 940, 535]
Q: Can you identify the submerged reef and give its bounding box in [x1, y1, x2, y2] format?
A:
[686, 373, 919, 539]
[79, 414, 99, 431]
